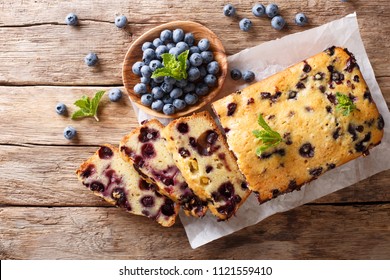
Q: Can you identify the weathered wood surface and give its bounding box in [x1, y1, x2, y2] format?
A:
[0, 0, 389, 259]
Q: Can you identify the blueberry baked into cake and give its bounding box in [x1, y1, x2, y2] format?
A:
[163, 111, 251, 220]
[212, 47, 384, 203]
[119, 119, 208, 218]
[76, 144, 179, 227]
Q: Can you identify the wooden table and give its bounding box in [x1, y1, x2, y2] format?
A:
[1, 0, 389, 260]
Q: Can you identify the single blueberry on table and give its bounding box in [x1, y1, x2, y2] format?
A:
[170, 88, 183, 99]
[243, 70, 255, 83]
[149, 60, 162, 71]
[65, 13, 78, 26]
[64, 126, 77, 140]
[295, 13, 308, 26]
[173, 99, 186, 110]
[172, 29, 185, 43]
[142, 42, 154, 51]
[141, 94, 154, 106]
[223, 4, 236, 17]
[239, 18, 252, 32]
[152, 87, 165, 99]
[108, 88, 123, 102]
[252, 4, 266, 17]
[271, 15, 286, 30]
[188, 67, 201, 82]
[195, 83, 209, 96]
[184, 33, 195, 46]
[155, 45, 168, 59]
[160, 29, 173, 43]
[204, 74, 217, 87]
[132, 61, 144, 76]
[163, 104, 175, 115]
[207, 61, 219, 75]
[198, 39, 210, 52]
[84, 52, 98, 66]
[56, 103, 67, 115]
[134, 83, 147, 95]
[140, 65, 153, 78]
[266, 3, 279, 18]
[115, 15, 127, 28]
[151, 100, 164, 111]
[153, 38, 163, 48]
[200, 51, 213, 64]
[184, 93, 198, 105]
[189, 53, 203, 67]
[230, 69, 242, 80]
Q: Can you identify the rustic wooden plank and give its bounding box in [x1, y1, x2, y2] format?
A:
[0, 145, 388, 207]
[0, 204, 389, 259]
[0, 0, 389, 85]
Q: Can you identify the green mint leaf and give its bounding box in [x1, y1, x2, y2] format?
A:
[71, 109, 90, 120]
[151, 51, 188, 80]
[72, 90, 105, 121]
[151, 68, 172, 78]
[335, 92, 357, 116]
[253, 114, 283, 154]
[90, 90, 105, 121]
[177, 50, 189, 79]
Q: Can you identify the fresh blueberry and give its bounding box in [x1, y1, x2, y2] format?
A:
[173, 99, 186, 110]
[141, 94, 154, 106]
[266, 3, 279, 18]
[183, 82, 195, 93]
[134, 83, 147, 95]
[189, 53, 203, 67]
[200, 51, 213, 64]
[150, 80, 159, 88]
[199, 65, 207, 78]
[207, 61, 219, 75]
[152, 87, 165, 99]
[243, 70, 255, 82]
[271, 15, 285, 30]
[185, 59, 190, 70]
[170, 88, 183, 99]
[198, 39, 210, 52]
[189, 46, 200, 55]
[140, 65, 153, 78]
[163, 104, 175, 115]
[132, 61, 144, 76]
[143, 48, 156, 61]
[188, 67, 201, 82]
[149, 60, 162, 71]
[184, 93, 198, 105]
[84, 52, 98, 66]
[155, 45, 168, 59]
[176, 42, 189, 53]
[166, 43, 176, 50]
[56, 103, 67, 115]
[108, 88, 123, 102]
[153, 38, 163, 48]
[230, 69, 242, 80]
[239, 18, 252, 32]
[295, 13, 308, 26]
[152, 76, 164, 83]
[64, 126, 77, 140]
[65, 13, 78, 26]
[164, 76, 176, 85]
[252, 4, 266, 17]
[151, 100, 164, 111]
[195, 83, 209, 96]
[161, 82, 173, 93]
[204, 74, 217, 87]
[169, 47, 181, 57]
[184, 33, 195, 46]
[172, 29, 184, 43]
[142, 42, 154, 51]
[223, 4, 236, 17]
[175, 79, 188, 88]
[162, 95, 174, 104]
[115, 15, 127, 28]
[160, 30, 173, 43]
[141, 76, 151, 84]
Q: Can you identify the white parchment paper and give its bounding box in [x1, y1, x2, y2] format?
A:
[131, 13, 390, 248]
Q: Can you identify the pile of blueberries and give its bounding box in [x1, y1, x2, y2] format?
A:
[223, 3, 308, 31]
[132, 29, 220, 115]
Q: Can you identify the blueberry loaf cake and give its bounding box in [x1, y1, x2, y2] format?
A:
[76, 144, 179, 227]
[212, 47, 384, 203]
[119, 119, 207, 218]
[163, 111, 251, 220]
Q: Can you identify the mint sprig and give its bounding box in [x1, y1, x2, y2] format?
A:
[151, 50, 189, 80]
[71, 90, 105, 121]
[335, 92, 357, 116]
[253, 114, 283, 156]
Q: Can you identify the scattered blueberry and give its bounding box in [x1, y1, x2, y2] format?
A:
[65, 13, 78, 26]
[84, 52, 98, 66]
[230, 69, 242, 80]
[153, 38, 163, 48]
[173, 99, 186, 110]
[151, 100, 164, 111]
[266, 3, 279, 18]
[115, 15, 127, 28]
[56, 103, 67, 115]
[132, 61, 144, 76]
[134, 83, 147, 95]
[189, 53, 203, 67]
[170, 88, 183, 99]
[239, 18, 252, 32]
[184, 93, 198, 105]
[243, 70, 255, 82]
[142, 42, 154, 51]
[163, 104, 175, 115]
[160, 29, 173, 43]
[152, 87, 165, 99]
[149, 60, 162, 71]
[173, 29, 185, 43]
[198, 39, 210, 51]
[204, 74, 217, 87]
[223, 4, 236, 17]
[140, 65, 153, 78]
[184, 33, 195, 46]
[196, 83, 209, 95]
[108, 88, 123, 102]
[141, 94, 154, 106]
[295, 13, 308, 26]
[207, 61, 219, 75]
[252, 4, 266, 17]
[64, 126, 77, 140]
[271, 15, 286, 30]
[200, 51, 213, 64]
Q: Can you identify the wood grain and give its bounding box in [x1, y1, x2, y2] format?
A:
[1, 205, 389, 259]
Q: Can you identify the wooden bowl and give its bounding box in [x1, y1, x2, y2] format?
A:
[122, 21, 227, 118]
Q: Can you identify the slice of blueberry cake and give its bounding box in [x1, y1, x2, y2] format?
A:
[212, 46, 384, 203]
[76, 144, 179, 227]
[163, 111, 251, 220]
[119, 119, 207, 218]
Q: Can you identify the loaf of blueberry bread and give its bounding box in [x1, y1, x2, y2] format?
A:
[212, 46, 384, 203]
[163, 111, 251, 220]
[76, 144, 179, 227]
[119, 119, 208, 217]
